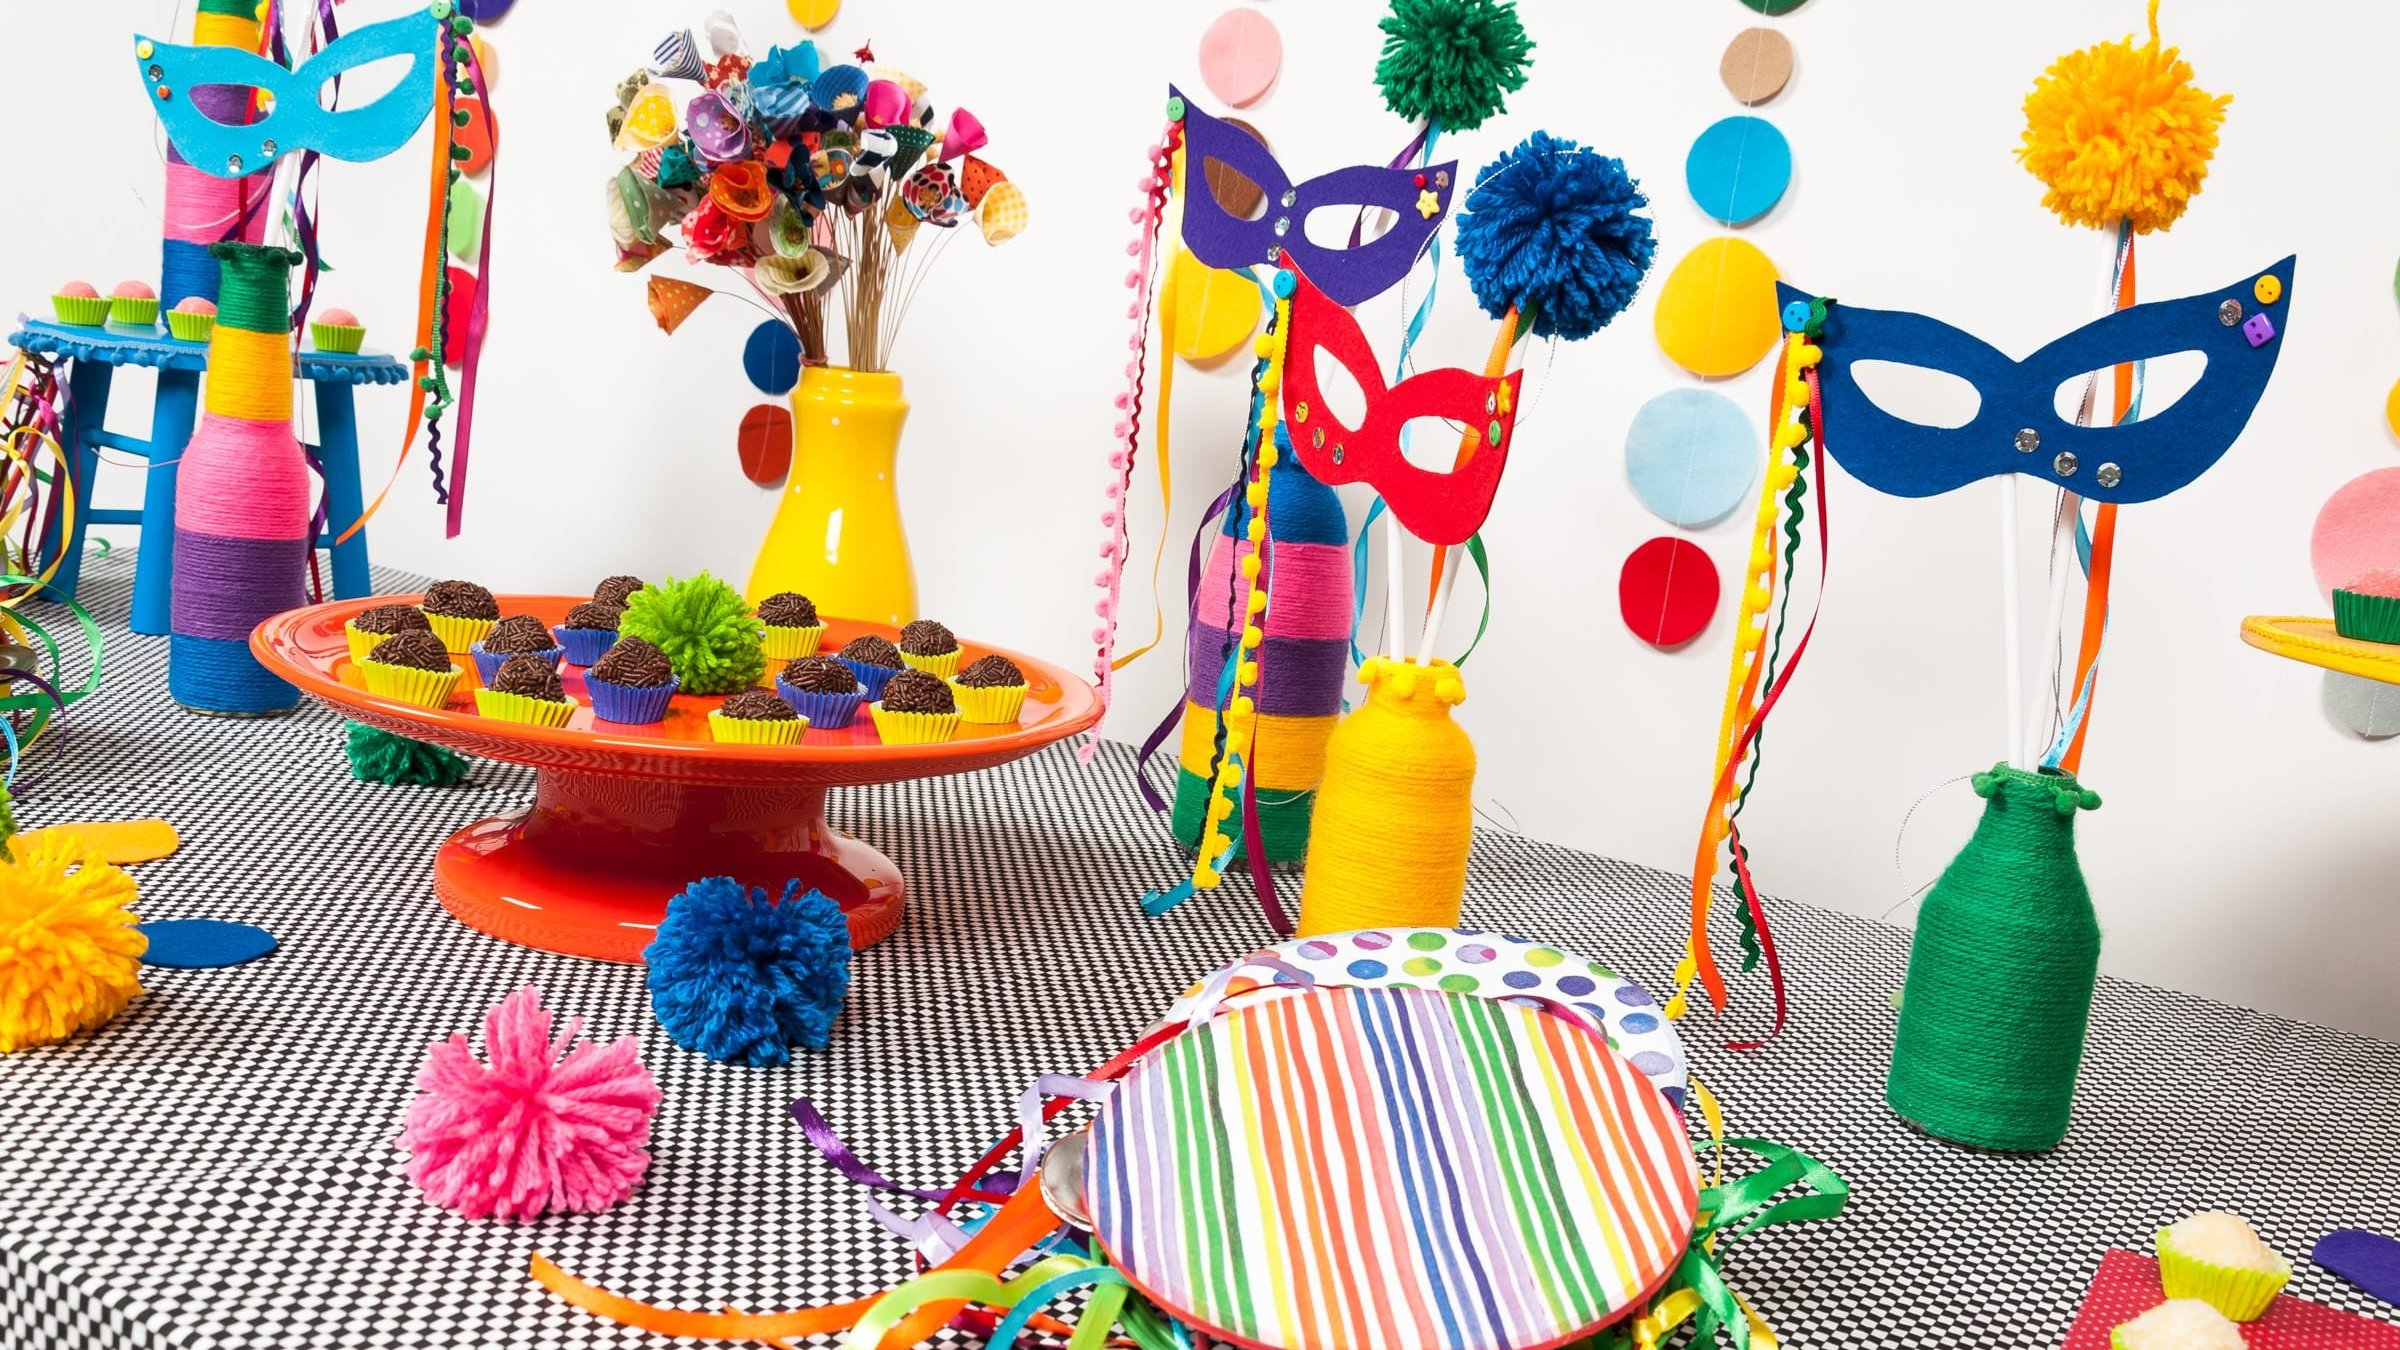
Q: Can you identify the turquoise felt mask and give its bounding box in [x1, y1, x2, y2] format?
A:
[1794, 256, 2295, 506]
[137, 12, 439, 178]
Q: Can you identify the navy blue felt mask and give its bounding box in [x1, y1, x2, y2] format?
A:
[1790, 256, 2294, 505]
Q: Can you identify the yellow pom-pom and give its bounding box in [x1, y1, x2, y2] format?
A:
[1240, 554, 1262, 579]
[1246, 588, 1268, 614]
[1238, 661, 1259, 683]
[1230, 695, 1256, 718]
[1773, 420, 1807, 450]
[1194, 862, 1222, 888]
[1257, 443, 1279, 467]
[0, 834, 145, 1054]
[2018, 5, 2229, 234]
[1246, 519, 1266, 543]
[1240, 625, 1263, 650]
[1246, 483, 1267, 509]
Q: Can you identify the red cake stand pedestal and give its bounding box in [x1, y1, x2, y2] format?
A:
[254, 596, 1102, 964]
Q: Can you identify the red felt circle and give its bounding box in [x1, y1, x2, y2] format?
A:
[738, 403, 794, 486]
[442, 266, 478, 368]
[1619, 536, 1720, 648]
[455, 95, 495, 176]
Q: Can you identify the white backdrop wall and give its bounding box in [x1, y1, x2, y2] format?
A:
[15, 0, 2398, 1037]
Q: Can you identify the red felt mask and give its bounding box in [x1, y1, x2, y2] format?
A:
[1276, 265, 1523, 546]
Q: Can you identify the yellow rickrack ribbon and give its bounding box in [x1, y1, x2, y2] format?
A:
[1191, 287, 1290, 891]
[1672, 331, 1819, 1019]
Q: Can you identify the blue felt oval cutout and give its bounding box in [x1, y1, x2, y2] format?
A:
[137, 919, 279, 970]
[743, 321, 802, 396]
[1685, 116, 1792, 226]
[1624, 388, 1759, 529]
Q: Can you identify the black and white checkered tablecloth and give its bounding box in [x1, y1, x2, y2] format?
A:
[4, 550, 2397, 1349]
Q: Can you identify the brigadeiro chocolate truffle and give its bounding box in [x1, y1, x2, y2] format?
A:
[757, 592, 820, 629]
[775, 654, 865, 730]
[956, 655, 1024, 688]
[593, 636, 674, 687]
[592, 575, 646, 607]
[871, 668, 961, 744]
[474, 653, 577, 727]
[485, 614, 558, 653]
[711, 684, 806, 744]
[563, 601, 623, 632]
[366, 631, 454, 672]
[587, 636, 678, 724]
[419, 579, 500, 653]
[950, 653, 1030, 725]
[836, 633, 906, 701]
[493, 655, 567, 701]
[719, 687, 799, 721]
[345, 602, 431, 663]
[359, 630, 462, 709]
[898, 618, 963, 678]
[553, 601, 623, 667]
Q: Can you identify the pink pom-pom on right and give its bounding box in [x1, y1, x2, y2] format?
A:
[397, 986, 660, 1222]
[2347, 567, 2400, 599]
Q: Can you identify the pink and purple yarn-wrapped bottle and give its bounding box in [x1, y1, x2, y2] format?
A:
[169, 243, 309, 716]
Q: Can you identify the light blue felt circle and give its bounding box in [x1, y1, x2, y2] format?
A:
[137, 919, 279, 969]
[1685, 115, 1792, 225]
[1624, 388, 1760, 528]
[743, 320, 802, 396]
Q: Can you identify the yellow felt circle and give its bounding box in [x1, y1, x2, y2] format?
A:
[2255, 274, 2283, 305]
[1653, 237, 1783, 379]
[787, 0, 840, 28]
[2385, 377, 2400, 441]
[1167, 248, 1261, 362]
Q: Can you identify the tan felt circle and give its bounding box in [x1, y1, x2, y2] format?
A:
[1203, 117, 1272, 220]
[1720, 27, 1795, 105]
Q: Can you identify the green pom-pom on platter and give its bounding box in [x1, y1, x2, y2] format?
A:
[620, 573, 767, 695]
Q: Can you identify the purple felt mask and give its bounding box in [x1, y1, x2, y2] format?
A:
[1171, 85, 1453, 307]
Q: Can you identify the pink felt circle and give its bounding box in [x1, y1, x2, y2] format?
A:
[1198, 8, 1282, 109]
[2311, 467, 2400, 601]
[1619, 537, 1720, 648]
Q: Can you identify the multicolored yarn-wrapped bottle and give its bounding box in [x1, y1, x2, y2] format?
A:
[170, 243, 307, 716]
[1170, 457, 1352, 864]
[157, 0, 273, 309]
[1296, 656, 1475, 937]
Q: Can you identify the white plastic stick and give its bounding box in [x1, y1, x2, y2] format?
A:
[1381, 513, 1408, 659]
[1414, 544, 1458, 667]
[2030, 495, 2079, 764]
[1999, 475, 2027, 770]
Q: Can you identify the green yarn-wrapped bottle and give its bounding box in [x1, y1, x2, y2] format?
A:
[1886, 762, 2103, 1152]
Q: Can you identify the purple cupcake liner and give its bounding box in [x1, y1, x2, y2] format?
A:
[836, 657, 902, 702]
[553, 625, 619, 667]
[471, 642, 565, 685]
[587, 673, 679, 724]
[776, 679, 864, 730]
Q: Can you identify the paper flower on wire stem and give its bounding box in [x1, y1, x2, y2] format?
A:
[1456, 132, 1656, 342]
[398, 986, 661, 1221]
[0, 833, 144, 1054]
[1375, 0, 1534, 133]
[619, 573, 766, 695]
[2018, 0, 2229, 234]
[644, 878, 851, 1066]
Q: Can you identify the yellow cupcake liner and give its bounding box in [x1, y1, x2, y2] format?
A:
[345, 621, 389, 665]
[900, 648, 961, 679]
[361, 659, 463, 710]
[424, 610, 497, 655]
[761, 623, 826, 663]
[473, 687, 577, 727]
[311, 322, 366, 354]
[110, 298, 160, 326]
[870, 703, 961, 744]
[166, 311, 217, 343]
[949, 679, 1028, 725]
[2155, 1229, 2289, 1322]
[708, 710, 808, 744]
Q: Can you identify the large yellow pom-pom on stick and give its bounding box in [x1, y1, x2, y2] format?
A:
[2018, 0, 2229, 234]
[0, 833, 145, 1053]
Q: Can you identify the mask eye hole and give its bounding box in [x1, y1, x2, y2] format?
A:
[1302, 203, 1400, 251]
[2051, 349, 2205, 423]
[1850, 360, 1981, 430]
[1399, 416, 1476, 471]
[190, 83, 268, 127]
[1311, 343, 1371, 432]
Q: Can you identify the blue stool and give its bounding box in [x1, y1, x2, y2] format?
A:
[9, 317, 409, 634]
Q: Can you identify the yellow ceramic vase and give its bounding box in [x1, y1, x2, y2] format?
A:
[746, 366, 917, 627]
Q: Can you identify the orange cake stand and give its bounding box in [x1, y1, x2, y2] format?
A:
[254, 596, 1102, 964]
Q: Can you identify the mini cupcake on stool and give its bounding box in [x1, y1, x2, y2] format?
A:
[310, 306, 366, 354]
[709, 687, 807, 745]
[552, 601, 624, 667]
[593, 574, 647, 608]
[898, 619, 962, 679]
[346, 602, 433, 664]
[756, 591, 826, 663]
[475, 654, 578, 728]
[2333, 568, 2400, 645]
[776, 655, 864, 729]
[360, 631, 462, 709]
[109, 281, 159, 327]
[835, 634, 906, 701]
[586, 636, 679, 724]
[52, 280, 108, 327]
[470, 613, 566, 683]
[2155, 1210, 2290, 1322]
[167, 296, 217, 343]
[871, 669, 961, 745]
[951, 654, 1029, 724]
[419, 579, 501, 653]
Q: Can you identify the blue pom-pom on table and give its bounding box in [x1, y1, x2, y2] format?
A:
[644, 877, 851, 1066]
[1455, 130, 1657, 343]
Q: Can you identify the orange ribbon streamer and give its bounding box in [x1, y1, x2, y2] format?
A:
[2062, 234, 2135, 775]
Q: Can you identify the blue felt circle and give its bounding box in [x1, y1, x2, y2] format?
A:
[1685, 116, 1792, 226]
[137, 919, 278, 969]
[743, 321, 802, 396]
[1624, 388, 1760, 529]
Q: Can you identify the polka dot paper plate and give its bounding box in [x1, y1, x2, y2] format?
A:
[1090, 984, 1701, 1350]
[1160, 927, 1688, 1106]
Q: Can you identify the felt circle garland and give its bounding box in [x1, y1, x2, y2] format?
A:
[1619, 536, 1720, 648]
[1652, 238, 1781, 377]
[1086, 984, 1699, 1350]
[1684, 115, 1791, 225]
[1624, 388, 1758, 528]
[1198, 7, 1282, 109]
[1719, 27, 1794, 105]
[737, 404, 794, 486]
[744, 319, 803, 396]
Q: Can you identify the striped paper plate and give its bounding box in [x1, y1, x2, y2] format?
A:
[1089, 984, 1699, 1350]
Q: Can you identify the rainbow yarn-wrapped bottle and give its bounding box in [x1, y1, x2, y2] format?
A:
[1171, 456, 1352, 864]
[170, 243, 308, 716]
[157, 0, 273, 309]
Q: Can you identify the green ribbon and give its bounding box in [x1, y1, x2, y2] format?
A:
[0, 572, 104, 742]
[1675, 1138, 1849, 1348]
[1727, 445, 1811, 972]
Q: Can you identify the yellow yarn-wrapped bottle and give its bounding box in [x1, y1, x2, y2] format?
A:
[1297, 657, 1475, 937]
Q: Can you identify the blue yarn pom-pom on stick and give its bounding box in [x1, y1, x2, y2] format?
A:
[644, 877, 851, 1067]
[1455, 130, 1656, 343]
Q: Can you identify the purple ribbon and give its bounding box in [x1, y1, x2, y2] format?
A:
[788, 1098, 1016, 1204]
[1132, 482, 1235, 810]
[444, 38, 498, 538]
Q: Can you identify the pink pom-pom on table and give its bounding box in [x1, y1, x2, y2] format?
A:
[57, 280, 98, 299]
[112, 280, 156, 300]
[2347, 567, 2400, 599]
[397, 986, 661, 1222]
